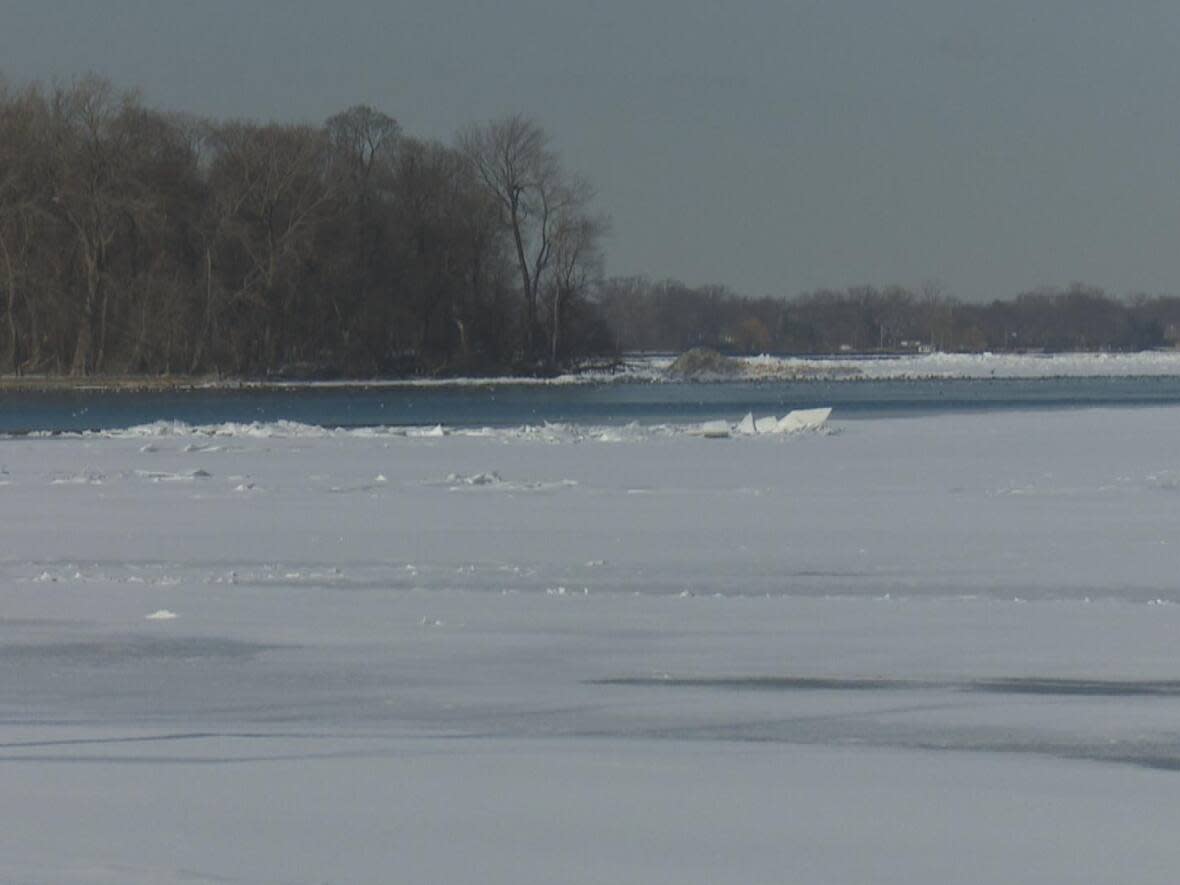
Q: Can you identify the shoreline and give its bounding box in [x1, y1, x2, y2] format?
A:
[0, 374, 621, 393]
[0, 375, 242, 393]
[5, 350, 1180, 391]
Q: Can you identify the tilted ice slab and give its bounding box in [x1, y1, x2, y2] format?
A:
[701, 407, 833, 438]
[733, 407, 833, 435]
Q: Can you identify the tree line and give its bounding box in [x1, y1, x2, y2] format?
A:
[0, 75, 609, 377]
[4, 74, 1180, 379]
[598, 278, 1180, 355]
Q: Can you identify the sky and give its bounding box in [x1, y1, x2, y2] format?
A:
[3, 0, 1180, 302]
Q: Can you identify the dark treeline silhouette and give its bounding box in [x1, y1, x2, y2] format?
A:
[0, 75, 609, 377]
[599, 278, 1180, 355]
[4, 75, 1180, 379]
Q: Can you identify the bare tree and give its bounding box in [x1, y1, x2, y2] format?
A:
[0, 76, 620, 378]
[47, 76, 162, 373]
[205, 121, 333, 370]
[459, 114, 562, 361]
[0, 81, 49, 373]
[325, 105, 399, 195]
[918, 280, 955, 351]
[545, 175, 607, 366]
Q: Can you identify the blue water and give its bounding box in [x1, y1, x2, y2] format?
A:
[4, 376, 1180, 433]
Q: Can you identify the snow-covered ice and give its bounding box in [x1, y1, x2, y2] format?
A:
[701, 349, 1180, 380]
[3, 407, 1180, 882]
[738, 349, 1180, 379]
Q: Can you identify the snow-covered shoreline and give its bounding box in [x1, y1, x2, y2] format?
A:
[650, 349, 1180, 382]
[248, 350, 1180, 383]
[739, 350, 1180, 379]
[8, 350, 1180, 394]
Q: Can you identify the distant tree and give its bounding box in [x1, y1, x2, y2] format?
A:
[114, 106, 205, 374]
[319, 105, 401, 369]
[917, 281, 956, 351]
[0, 80, 49, 373]
[325, 105, 399, 194]
[543, 176, 607, 366]
[204, 121, 333, 371]
[46, 76, 164, 373]
[387, 136, 472, 364]
[459, 115, 564, 362]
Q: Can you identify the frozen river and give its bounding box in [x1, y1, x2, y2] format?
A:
[2, 405, 1180, 883]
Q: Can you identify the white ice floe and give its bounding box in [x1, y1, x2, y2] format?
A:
[694, 420, 733, 439]
[441, 471, 577, 492]
[101, 419, 335, 440]
[545, 586, 588, 596]
[133, 468, 212, 482]
[446, 471, 503, 486]
[591, 422, 648, 443]
[182, 443, 226, 453]
[50, 471, 104, 485]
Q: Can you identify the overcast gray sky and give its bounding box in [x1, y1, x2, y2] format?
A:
[3, 0, 1180, 301]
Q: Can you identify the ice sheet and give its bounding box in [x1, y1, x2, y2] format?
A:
[3, 406, 1180, 883]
